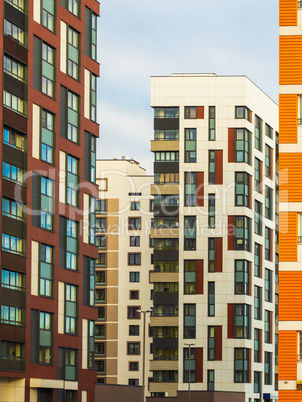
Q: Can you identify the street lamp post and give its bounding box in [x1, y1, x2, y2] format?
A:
[138, 309, 152, 402]
[184, 343, 195, 402]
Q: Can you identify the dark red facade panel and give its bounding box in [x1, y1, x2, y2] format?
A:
[228, 216, 235, 250]
[196, 260, 204, 295]
[228, 128, 235, 162]
[215, 326, 222, 361]
[216, 238, 223, 272]
[216, 150, 223, 184]
[195, 348, 203, 382]
[196, 172, 204, 207]
[227, 304, 235, 339]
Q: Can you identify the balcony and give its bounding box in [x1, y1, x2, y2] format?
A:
[150, 360, 178, 371]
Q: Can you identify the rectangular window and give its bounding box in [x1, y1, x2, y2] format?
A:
[128, 254, 140, 265]
[255, 115, 263, 151]
[208, 326, 215, 361]
[185, 172, 196, 206]
[88, 321, 95, 369]
[264, 352, 272, 385]
[234, 348, 249, 383]
[84, 132, 96, 183]
[3, 126, 26, 152]
[154, 129, 179, 141]
[128, 218, 141, 230]
[235, 216, 251, 251]
[154, 107, 179, 118]
[235, 128, 251, 165]
[255, 157, 261, 193]
[235, 260, 249, 295]
[209, 106, 215, 140]
[2, 233, 25, 255]
[3, 162, 24, 185]
[66, 219, 78, 271]
[265, 227, 272, 261]
[3, 55, 25, 82]
[0, 341, 25, 368]
[42, 42, 55, 97]
[184, 304, 196, 338]
[208, 194, 215, 228]
[2, 197, 25, 221]
[90, 73, 97, 121]
[235, 172, 250, 207]
[265, 145, 272, 178]
[265, 310, 271, 343]
[129, 362, 138, 371]
[129, 325, 139, 336]
[208, 370, 214, 391]
[185, 129, 196, 162]
[64, 349, 77, 381]
[130, 236, 140, 247]
[208, 150, 216, 184]
[41, 108, 55, 164]
[4, 20, 25, 45]
[154, 173, 179, 184]
[183, 347, 196, 383]
[40, 176, 54, 230]
[255, 201, 262, 236]
[184, 216, 196, 250]
[68, 26, 80, 80]
[254, 371, 262, 394]
[155, 151, 179, 163]
[185, 106, 197, 119]
[184, 260, 196, 294]
[208, 238, 216, 272]
[39, 311, 52, 365]
[235, 304, 251, 339]
[88, 259, 95, 307]
[65, 284, 77, 335]
[1, 269, 24, 290]
[254, 243, 261, 277]
[128, 343, 140, 354]
[154, 261, 179, 273]
[154, 238, 179, 251]
[265, 186, 273, 220]
[96, 200, 106, 213]
[254, 328, 260, 363]
[265, 123, 273, 139]
[129, 272, 140, 282]
[131, 202, 139, 210]
[208, 282, 215, 317]
[96, 218, 106, 232]
[265, 269, 272, 302]
[63, 0, 80, 17]
[235, 106, 251, 121]
[85, 7, 97, 60]
[67, 154, 79, 206]
[67, 91, 79, 143]
[39, 243, 53, 297]
[41, 0, 55, 32]
[254, 285, 262, 320]
[1, 305, 23, 326]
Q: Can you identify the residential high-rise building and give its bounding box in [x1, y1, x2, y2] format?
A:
[95, 158, 153, 395]
[0, 0, 100, 400]
[279, 2, 302, 400]
[148, 74, 278, 401]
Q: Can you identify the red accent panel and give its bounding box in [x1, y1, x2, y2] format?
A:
[228, 128, 235, 162]
[270, 311, 273, 344]
[249, 111, 253, 123]
[228, 216, 235, 250]
[260, 245, 263, 278]
[197, 106, 204, 119]
[196, 260, 204, 295]
[195, 348, 203, 382]
[260, 329, 263, 363]
[249, 175, 252, 209]
[227, 304, 235, 339]
[216, 238, 223, 272]
[215, 326, 222, 360]
[196, 172, 204, 207]
[216, 150, 223, 185]
[249, 262, 252, 296]
[260, 160, 263, 194]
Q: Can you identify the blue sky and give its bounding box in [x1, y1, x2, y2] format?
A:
[96, 0, 278, 173]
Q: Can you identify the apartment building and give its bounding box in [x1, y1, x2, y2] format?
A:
[279, 2, 302, 400]
[147, 74, 278, 401]
[95, 158, 153, 397]
[0, 0, 99, 401]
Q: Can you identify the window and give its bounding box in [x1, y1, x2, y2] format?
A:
[235, 304, 251, 339]
[183, 347, 196, 382]
[235, 260, 249, 295]
[208, 327, 215, 361]
[128, 343, 140, 355]
[208, 282, 215, 316]
[254, 371, 262, 394]
[1, 269, 24, 290]
[184, 260, 196, 294]
[185, 106, 197, 119]
[154, 173, 179, 184]
[67, 155, 79, 206]
[265, 123, 273, 139]
[235, 106, 251, 121]
[129, 272, 140, 282]
[155, 151, 179, 162]
[1, 305, 23, 326]
[265, 269, 272, 302]
[235, 172, 250, 207]
[255, 158, 261, 193]
[254, 286, 262, 320]
[208, 238, 216, 272]
[42, 42, 55, 97]
[63, 0, 80, 17]
[96, 360, 104, 374]
[85, 7, 97, 60]
[235, 128, 251, 165]
[208, 194, 215, 227]
[185, 129, 196, 162]
[2, 234, 24, 255]
[3, 55, 25, 82]
[265, 186, 273, 220]
[95, 289, 105, 303]
[128, 254, 140, 265]
[41, 109, 54, 164]
[95, 342, 104, 356]
[129, 218, 141, 230]
[41, 0, 55, 31]
[129, 362, 138, 371]
[40, 176, 54, 230]
[234, 348, 249, 383]
[184, 304, 196, 338]
[235, 216, 251, 251]
[131, 202, 139, 210]
[68, 27, 80, 80]
[255, 115, 263, 151]
[96, 236, 106, 249]
[208, 370, 214, 391]
[0, 341, 25, 364]
[96, 218, 106, 232]
[40, 244, 53, 297]
[97, 253, 105, 267]
[184, 172, 196, 206]
[129, 325, 139, 336]
[88, 259, 95, 307]
[4, 20, 25, 45]
[265, 145, 272, 178]
[154, 261, 179, 273]
[130, 236, 140, 247]
[265, 310, 271, 343]
[154, 238, 179, 251]
[184, 216, 196, 250]
[209, 106, 215, 140]
[130, 291, 139, 300]
[5, 0, 24, 12]
[4, 127, 26, 152]
[95, 271, 105, 285]
[67, 91, 79, 143]
[254, 243, 261, 277]
[39, 312, 52, 364]
[64, 349, 77, 381]
[84, 132, 96, 183]
[2, 197, 25, 221]
[265, 227, 272, 261]
[254, 328, 260, 363]
[3, 90, 26, 115]
[98, 306, 105, 320]
[154, 107, 179, 118]
[66, 219, 78, 270]
[65, 284, 77, 335]
[255, 201, 262, 235]
[208, 151, 216, 184]
[264, 352, 272, 385]
[90, 73, 97, 121]
[96, 200, 106, 213]
[154, 129, 179, 141]
[95, 324, 105, 338]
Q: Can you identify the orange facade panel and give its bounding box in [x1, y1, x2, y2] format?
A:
[280, 0, 297, 26]
[279, 212, 298, 262]
[279, 331, 297, 380]
[280, 272, 302, 320]
[279, 94, 297, 144]
[279, 390, 302, 401]
[280, 36, 302, 85]
[280, 154, 302, 202]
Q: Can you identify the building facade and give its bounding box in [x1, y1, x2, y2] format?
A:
[279, 1, 302, 400]
[0, 0, 100, 400]
[148, 74, 278, 401]
[95, 158, 153, 395]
